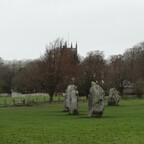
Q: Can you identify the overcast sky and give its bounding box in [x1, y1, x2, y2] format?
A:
[0, 0, 144, 60]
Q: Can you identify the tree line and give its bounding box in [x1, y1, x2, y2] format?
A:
[0, 38, 144, 101]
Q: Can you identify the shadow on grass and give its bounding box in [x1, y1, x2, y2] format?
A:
[77, 115, 114, 119]
[47, 109, 115, 119]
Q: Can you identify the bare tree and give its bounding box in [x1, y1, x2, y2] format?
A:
[106, 54, 127, 95]
[77, 51, 106, 97]
[37, 38, 79, 102]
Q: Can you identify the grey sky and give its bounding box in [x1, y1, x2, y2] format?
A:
[0, 0, 144, 60]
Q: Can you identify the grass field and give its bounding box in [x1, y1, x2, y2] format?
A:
[0, 98, 144, 144]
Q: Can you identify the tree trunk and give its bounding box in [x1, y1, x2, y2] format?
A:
[49, 94, 53, 103]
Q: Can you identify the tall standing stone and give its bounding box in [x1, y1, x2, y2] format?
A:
[63, 85, 72, 112]
[88, 81, 105, 117]
[64, 84, 79, 115]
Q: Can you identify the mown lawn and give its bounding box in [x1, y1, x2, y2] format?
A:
[0, 99, 144, 144]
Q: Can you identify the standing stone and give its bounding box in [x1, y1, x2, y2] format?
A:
[64, 84, 79, 115]
[69, 85, 79, 115]
[63, 87, 70, 112]
[88, 81, 105, 117]
[107, 88, 120, 106]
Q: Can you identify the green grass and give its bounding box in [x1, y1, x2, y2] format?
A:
[0, 99, 144, 144]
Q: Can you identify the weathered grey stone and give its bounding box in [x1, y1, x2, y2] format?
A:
[63, 87, 70, 112]
[88, 81, 105, 117]
[107, 88, 120, 106]
[64, 84, 79, 114]
[69, 85, 79, 115]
